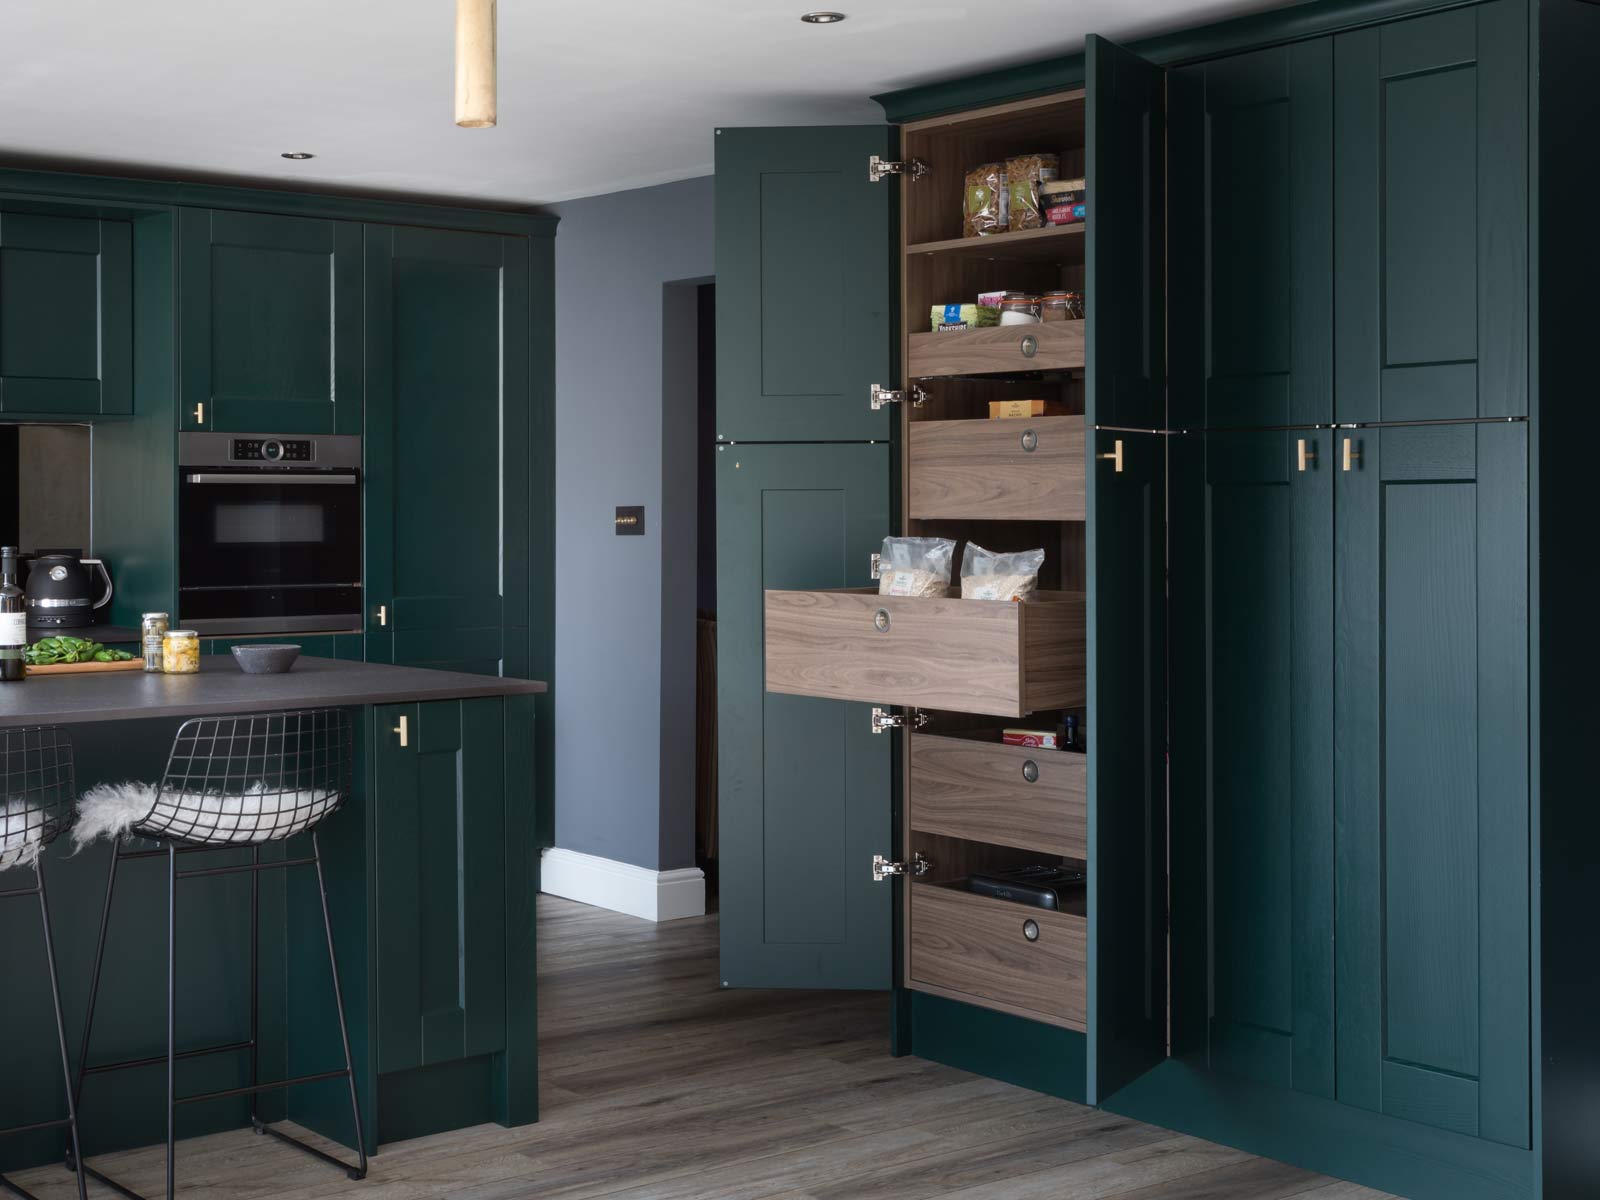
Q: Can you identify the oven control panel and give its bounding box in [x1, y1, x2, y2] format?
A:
[232, 438, 312, 463]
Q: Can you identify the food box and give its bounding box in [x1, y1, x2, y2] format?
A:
[988, 399, 1068, 419]
[1003, 728, 1066, 749]
[930, 303, 1000, 333]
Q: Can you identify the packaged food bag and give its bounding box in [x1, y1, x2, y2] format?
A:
[963, 162, 1008, 238]
[1005, 153, 1060, 231]
[960, 543, 1046, 602]
[878, 536, 957, 597]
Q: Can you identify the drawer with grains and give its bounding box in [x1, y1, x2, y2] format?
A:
[763, 588, 1085, 718]
[910, 733, 1086, 859]
[910, 883, 1086, 1031]
[908, 414, 1085, 521]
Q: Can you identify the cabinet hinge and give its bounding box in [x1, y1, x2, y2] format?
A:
[870, 383, 928, 411]
[870, 552, 881, 579]
[872, 852, 932, 882]
[871, 707, 928, 734]
[868, 155, 929, 183]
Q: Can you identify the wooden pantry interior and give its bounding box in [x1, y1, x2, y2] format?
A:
[716, 1, 1596, 1197]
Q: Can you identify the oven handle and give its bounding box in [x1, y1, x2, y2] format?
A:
[185, 473, 357, 485]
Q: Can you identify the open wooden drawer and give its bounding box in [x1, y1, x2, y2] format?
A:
[910, 882, 1086, 1031]
[764, 588, 1085, 717]
[909, 414, 1085, 521]
[908, 319, 1084, 379]
[910, 732, 1086, 859]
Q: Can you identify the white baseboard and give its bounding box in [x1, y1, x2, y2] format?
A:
[539, 847, 706, 923]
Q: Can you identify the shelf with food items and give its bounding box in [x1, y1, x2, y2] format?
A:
[910, 318, 1084, 379]
[908, 221, 1084, 263]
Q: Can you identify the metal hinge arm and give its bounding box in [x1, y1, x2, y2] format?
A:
[871, 707, 929, 734]
[868, 155, 929, 183]
[870, 383, 928, 411]
[872, 852, 932, 881]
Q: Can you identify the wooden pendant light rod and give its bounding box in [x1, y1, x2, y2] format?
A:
[455, 0, 497, 128]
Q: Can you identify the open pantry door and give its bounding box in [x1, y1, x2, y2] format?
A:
[715, 126, 897, 989]
[1084, 35, 1169, 1104]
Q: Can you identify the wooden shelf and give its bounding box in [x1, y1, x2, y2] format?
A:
[909, 320, 1084, 379]
[907, 224, 1085, 263]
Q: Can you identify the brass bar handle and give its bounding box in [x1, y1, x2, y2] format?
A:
[1297, 438, 1316, 472]
[1096, 438, 1124, 473]
[1343, 437, 1361, 472]
[393, 714, 409, 748]
[193, 402, 205, 424]
[376, 604, 388, 627]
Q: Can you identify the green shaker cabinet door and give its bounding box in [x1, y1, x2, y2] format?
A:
[0, 212, 131, 417]
[1169, 429, 1334, 1097]
[715, 126, 894, 442]
[1086, 36, 1165, 432]
[718, 443, 892, 989]
[375, 697, 509, 1074]
[179, 209, 361, 433]
[1334, 2, 1527, 422]
[1335, 421, 1529, 1148]
[364, 226, 530, 677]
[1169, 42, 1332, 429]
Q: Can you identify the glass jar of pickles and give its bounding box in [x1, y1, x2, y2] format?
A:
[142, 612, 169, 673]
[162, 629, 200, 674]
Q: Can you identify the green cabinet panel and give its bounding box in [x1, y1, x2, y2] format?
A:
[179, 209, 361, 433]
[717, 443, 892, 989]
[1169, 429, 1334, 1097]
[1086, 36, 1165, 432]
[0, 212, 131, 416]
[714, 126, 894, 442]
[1333, 2, 1527, 422]
[1334, 421, 1528, 1147]
[1170, 41, 1332, 428]
[374, 697, 509, 1074]
[363, 225, 530, 677]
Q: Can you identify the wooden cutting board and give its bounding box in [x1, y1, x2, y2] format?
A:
[26, 657, 145, 676]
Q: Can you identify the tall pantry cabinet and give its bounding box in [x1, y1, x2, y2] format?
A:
[716, 0, 1598, 1197]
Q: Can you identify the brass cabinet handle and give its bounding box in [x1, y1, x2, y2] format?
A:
[393, 714, 409, 747]
[1096, 438, 1124, 473]
[1343, 437, 1361, 472]
[193, 402, 205, 424]
[1297, 438, 1316, 471]
[376, 604, 388, 627]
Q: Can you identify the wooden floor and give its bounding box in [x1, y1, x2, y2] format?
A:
[11, 895, 1394, 1199]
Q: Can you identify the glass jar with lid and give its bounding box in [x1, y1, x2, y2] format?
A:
[142, 612, 170, 673]
[998, 294, 1042, 326]
[162, 629, 200, 675]
[1041, 290, 1072, 322]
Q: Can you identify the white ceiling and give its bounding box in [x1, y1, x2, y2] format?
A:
[0, 0, 1276, 208]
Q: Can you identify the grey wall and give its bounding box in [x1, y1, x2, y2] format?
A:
[549, 176, 713, 872]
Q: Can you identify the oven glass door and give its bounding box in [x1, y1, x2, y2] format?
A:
[179, 469, 362, 627]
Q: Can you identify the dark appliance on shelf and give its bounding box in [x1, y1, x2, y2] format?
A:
[968, 865, 1086, 911]
[178, 433, 362, 635]
[22, 549, 113, 630]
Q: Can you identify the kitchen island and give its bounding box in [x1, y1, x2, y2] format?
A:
[0, 658, 545, 1174]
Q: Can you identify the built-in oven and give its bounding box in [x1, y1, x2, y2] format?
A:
[178, 433, 362, 634]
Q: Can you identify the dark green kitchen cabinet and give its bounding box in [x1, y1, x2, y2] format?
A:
[1169, 428, 1334, 1096]
[0, 212, 131, 417]
[1334, 419, 1528, 1147]
[373, 697, 509, 1074]
[363, 225, 530, 678]
[714, 126, 894, 443]
[179, 208, 362, 433]
[1168, 41, 1332, 429]
[1334, 1, 1527, 422]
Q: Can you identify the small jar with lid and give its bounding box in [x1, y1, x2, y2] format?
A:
[162, 629, 200, 675]
[1041, 290, 1072, 322]
[142, 612, 170, 673]
[1066, 290, 1086, 320]
[998, 294, 1042, 326]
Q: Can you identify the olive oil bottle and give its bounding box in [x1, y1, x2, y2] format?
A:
[0, 546, 26, 683]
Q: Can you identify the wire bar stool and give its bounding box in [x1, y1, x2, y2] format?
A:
[69, 708, 366, 1200]
[0, 725, 87, 1200]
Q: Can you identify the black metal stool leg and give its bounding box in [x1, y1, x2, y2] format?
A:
[164, 845, 177, 1200]
[315, 833, 368, 1180]
[36, 866, 88, 1200]
[66, 836, 122, 1175]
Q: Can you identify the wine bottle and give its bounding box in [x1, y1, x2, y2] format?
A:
[0, 546, 26, 683]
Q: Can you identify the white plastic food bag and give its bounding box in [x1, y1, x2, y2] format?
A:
[877, 536, 956, 597]
[960, 543, 1046, 602]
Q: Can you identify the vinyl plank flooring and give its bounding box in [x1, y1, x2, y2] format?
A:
[7, 896, 1395, 1200]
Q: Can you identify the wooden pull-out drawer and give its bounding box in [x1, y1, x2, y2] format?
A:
[764, 588, 1085, 717]
[910, 884, 1086, 1030]
[908, 320, 1085, 379]
[910, 733, 1086, 859]
[909, 415, 1085, 521]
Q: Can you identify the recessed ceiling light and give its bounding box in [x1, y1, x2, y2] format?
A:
[280, 152, 315, 160]
[800, 11, 846, 23]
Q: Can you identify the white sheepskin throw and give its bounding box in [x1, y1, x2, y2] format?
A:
[1, 799, 57, 869]
[75, 781, 338, 849]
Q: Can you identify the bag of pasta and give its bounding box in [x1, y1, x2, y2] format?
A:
[877, 536, 956, 597]
[960, 542, 1045, 602]
[963, 162, 1009, 237]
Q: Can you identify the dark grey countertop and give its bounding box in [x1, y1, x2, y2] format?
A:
[0, 657, 545, 728]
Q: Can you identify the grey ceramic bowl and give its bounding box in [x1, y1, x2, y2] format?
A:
[231, 643, 302, 674]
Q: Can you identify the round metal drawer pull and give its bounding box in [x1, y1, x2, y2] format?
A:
[1020, 428, 1038, 453]
[1023, 919, 1040, 942]
[1021, 759, 1039, 783]
[874, 608, 891, 633]
[1020, 334, 1038, 359]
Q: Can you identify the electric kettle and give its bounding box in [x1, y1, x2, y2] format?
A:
[23, 550, 113, 630]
